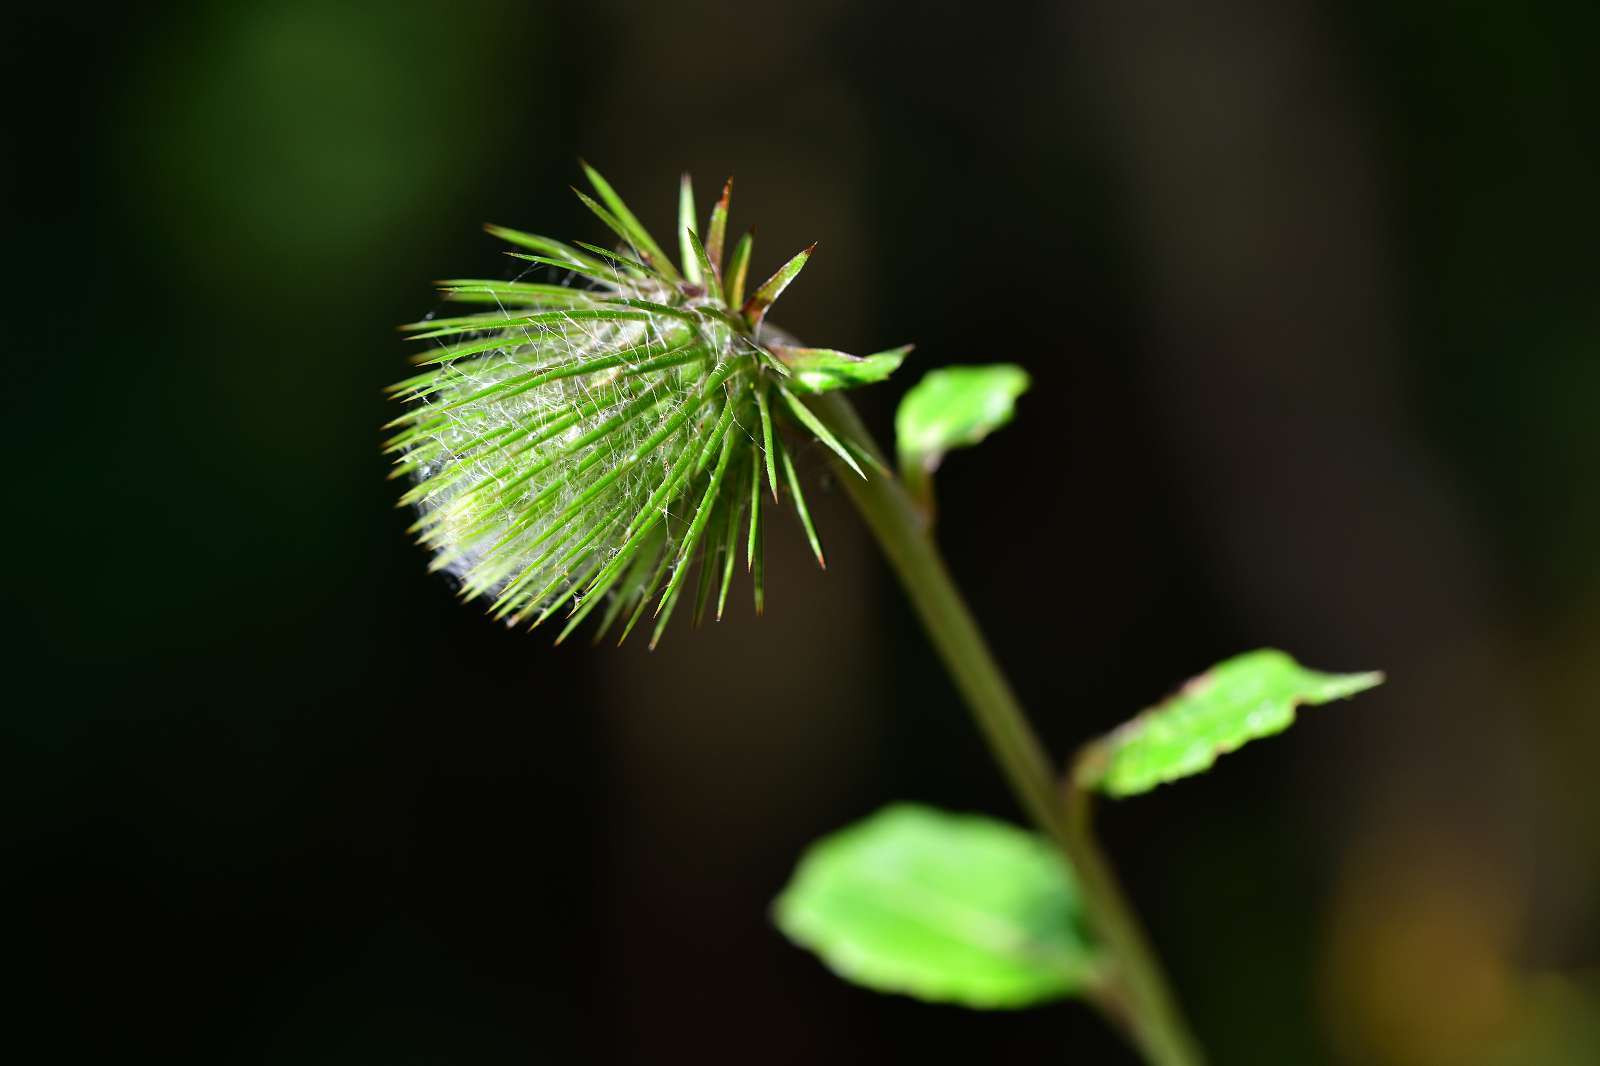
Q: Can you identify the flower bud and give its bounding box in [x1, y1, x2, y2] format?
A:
[388, 168, 905, 645]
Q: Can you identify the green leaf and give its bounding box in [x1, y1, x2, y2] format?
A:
[481, 224, 608, 273]
[578, 160, 680, 281]
[691, 494, 727, 627]
[704, 178, 732, 277]
[570, 240, 665, 282]
[434, 280, 595, 306]
[502, 251, 637, 288]
[895, 364, 1031, 476]
[678, 173, 701, 285]
[571, 188, 658, 275]
[778, 385, 865, 479]
[682, 228, 720, 304]
[617, 537, 677, 646]
[403, 307, 649, 342]
[725, 229, 754, 308]
[772, 345, 911, 394]
[776, 435, 825, 568]
[774, 804, 1099, 1009]
[755, 383, 779, 500]
[653, 413, 740, 624]
[716, 493, 744, 622]
[1079, 649, 1385, 798]
[589, 518, 661, 642]
[746, 452, 763, 615]
[742, 242, 815, 326]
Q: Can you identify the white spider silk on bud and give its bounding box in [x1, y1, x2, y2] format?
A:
[400, 307, 737, 623]
[388, 172, 839, 639]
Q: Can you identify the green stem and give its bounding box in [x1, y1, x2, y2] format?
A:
[809, 393, 1204, 1066]
[1062, 781, 1203, 1066]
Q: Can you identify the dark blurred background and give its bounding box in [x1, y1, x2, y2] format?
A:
[5, 1, 1598, 1062]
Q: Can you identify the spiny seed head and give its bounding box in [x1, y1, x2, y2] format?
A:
[387, 166, 910, 646]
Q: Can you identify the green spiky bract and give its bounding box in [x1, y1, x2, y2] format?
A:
[387, 166, 906, 646]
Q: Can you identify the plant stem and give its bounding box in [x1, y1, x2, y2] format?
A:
[808, 392, 1204, 1066]
[1061, 783, 1204, 1066]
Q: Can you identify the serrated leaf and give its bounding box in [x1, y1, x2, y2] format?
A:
[1080, 649, 1384, 798]
[772, 345, 911, 394]
[895, 364, 1031, 476]
[774, 804, 1098, 1009]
